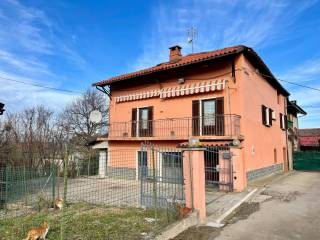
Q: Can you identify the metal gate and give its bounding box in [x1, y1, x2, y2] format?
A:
[140, 144, 185, 208]
[204, 146, 233, 191]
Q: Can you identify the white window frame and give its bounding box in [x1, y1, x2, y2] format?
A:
[198, 97, 219, 136]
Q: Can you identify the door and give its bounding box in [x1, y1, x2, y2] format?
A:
[138, 151, 148, 179]
[201, 98, 224, 136]
[137, 107, 153, 137]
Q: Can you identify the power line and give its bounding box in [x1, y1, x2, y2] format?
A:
[0, 75, 84, 94]
[277, 78, 320, 92]
[258, 72, 320, 92]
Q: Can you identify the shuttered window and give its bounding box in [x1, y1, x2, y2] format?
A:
[262, 105, 273, 127]
[280, 113, 288, 130]
[131, 108, 137, 137]
[192, 100, 200, 136]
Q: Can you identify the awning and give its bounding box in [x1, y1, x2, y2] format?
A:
[115, 79, 226, 103]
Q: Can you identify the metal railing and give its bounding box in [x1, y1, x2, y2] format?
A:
[108, 114, 241, 139]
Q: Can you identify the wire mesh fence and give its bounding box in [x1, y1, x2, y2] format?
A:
[0, 146, 187, 221]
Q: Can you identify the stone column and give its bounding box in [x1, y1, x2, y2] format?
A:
[98, 150, 107, 177]
[182, 148, 206, 222]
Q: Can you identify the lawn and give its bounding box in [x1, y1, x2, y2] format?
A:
[0, 203, 177, 240]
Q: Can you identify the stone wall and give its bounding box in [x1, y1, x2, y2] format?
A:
[247, 163, 283, 181]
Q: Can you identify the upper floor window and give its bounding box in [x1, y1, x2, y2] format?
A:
[280, 113, 288, 130]
[262, 105, 273, 127]
[131, 106, 153, 137]
[277, 92, 281, 104]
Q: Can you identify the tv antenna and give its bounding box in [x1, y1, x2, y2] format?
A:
[187, 26, 197, 53]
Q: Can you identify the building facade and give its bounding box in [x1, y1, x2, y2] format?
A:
[93, 45, 289, 191]
[287, 100, 306, 170]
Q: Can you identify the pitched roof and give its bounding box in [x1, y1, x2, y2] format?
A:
[93, 45, 289, 96]
[299, 128, 320, 137]
[287, 100, 307, 115]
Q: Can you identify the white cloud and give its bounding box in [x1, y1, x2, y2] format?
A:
[0, 71, 79, 113]
[132, 0, 317, 71]
[0, 0, 87, 113]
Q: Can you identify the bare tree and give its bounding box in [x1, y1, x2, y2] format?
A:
[60, 89, 108, 147]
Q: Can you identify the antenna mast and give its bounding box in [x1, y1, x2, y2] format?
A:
[187, 26, 197, 53]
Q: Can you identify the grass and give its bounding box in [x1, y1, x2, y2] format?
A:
[0, 203, 178, 240]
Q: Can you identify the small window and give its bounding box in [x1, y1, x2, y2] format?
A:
[277, 92, 280, 104]
[274, 148, 277, 163]
[280, 113, 288, 130]
[262, 105, 272, 127]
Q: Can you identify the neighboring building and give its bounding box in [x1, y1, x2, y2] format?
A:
[286, 100, 306, 170]
[87, 136, 108, 177]
[299, 128, 320, 151]
[93, 45, 290, 191]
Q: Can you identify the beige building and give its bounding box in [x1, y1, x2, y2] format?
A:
[287, 100, 306, 170]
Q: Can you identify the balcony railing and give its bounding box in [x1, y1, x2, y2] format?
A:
[107, 114, 241, 140]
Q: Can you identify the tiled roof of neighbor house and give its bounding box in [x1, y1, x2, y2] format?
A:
[299, 137, 320, 146]
[299, 128, 320, 137]
[93, 45, 289, 96]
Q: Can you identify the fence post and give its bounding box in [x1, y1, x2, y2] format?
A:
[51, 162, 56, 203]
[5, 165, 10, 213]
[151, 145, 158, 220]
[181, 146, 206, 222]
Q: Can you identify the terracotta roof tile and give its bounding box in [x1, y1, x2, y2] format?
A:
[93, 45, 245, 86]
[299, 128, 320, 137]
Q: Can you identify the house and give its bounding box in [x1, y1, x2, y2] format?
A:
[286, 100, 306, 169]
[299, 128, 320, 151]
[93, 45, 290, 191]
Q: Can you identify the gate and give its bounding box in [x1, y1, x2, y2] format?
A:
[293, 151, 320, 171]
[140, 144, 185, 208]
[204, 146, 233, 191]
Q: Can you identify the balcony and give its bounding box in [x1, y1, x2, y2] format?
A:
[107, 114, 242, 141]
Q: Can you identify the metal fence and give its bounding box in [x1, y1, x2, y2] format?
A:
[108, 114, 241, 139]
[0, 146, 186, 219]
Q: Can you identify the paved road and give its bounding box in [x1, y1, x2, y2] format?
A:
[216, 171, 320, 240]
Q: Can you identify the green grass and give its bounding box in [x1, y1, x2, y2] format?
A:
[0, 203, 177, 240]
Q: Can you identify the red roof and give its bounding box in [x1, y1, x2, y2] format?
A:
[93, 45, 289, 96]
[299, 136, 320, 147]
[93, 45, 245, 86]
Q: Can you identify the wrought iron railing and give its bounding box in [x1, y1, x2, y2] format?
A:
[107, 114, 241, 139]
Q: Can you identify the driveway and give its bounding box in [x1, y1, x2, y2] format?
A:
[218, 171, 320, 240]
[172, 171, 320, 240]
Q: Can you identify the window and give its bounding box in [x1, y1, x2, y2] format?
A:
[131, 107, 153, 137]
[277, 92, 280, 104]
[140, 108, 149, 130]
[280, 113, 288, 130]
[202, 99, 216, 126]
[137, 151, 148, 179]
[262, 105, 273, 127]
[274, 148, 277, 163]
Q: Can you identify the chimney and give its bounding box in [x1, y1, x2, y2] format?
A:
[169, 45, 182, 62]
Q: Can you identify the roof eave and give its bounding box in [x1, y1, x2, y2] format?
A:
[92, 46, 245, 87]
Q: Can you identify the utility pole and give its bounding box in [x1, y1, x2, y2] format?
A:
[0, 102, 5, 115]
[187, 27, 197, 53]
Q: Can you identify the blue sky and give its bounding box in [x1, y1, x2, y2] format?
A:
[0, 0, 319, 128]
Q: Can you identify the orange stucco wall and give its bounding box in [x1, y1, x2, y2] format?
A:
[106, 53, 288, 188]
[234, 55, 287, 172]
